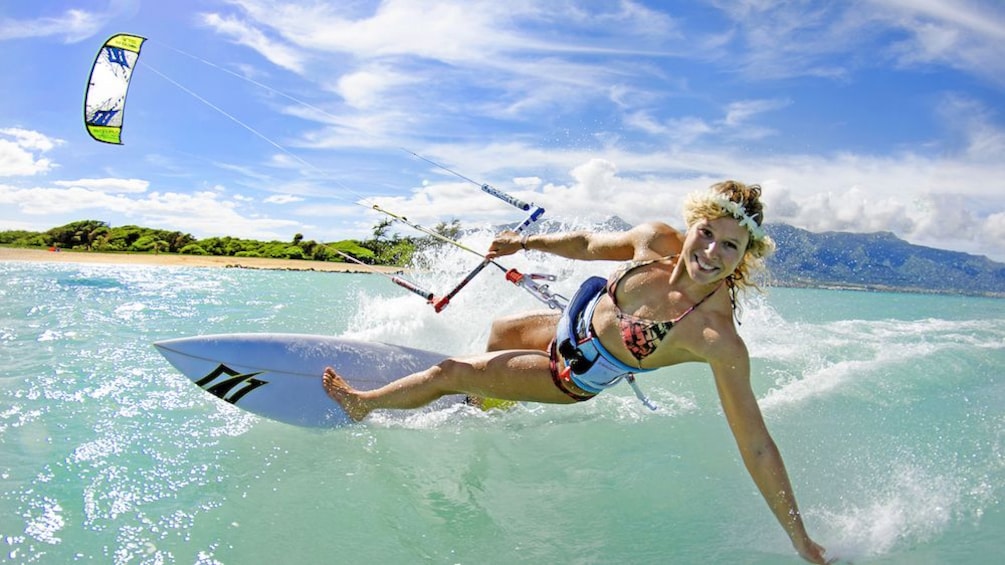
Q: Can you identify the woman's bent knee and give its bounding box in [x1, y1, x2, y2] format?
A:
[486, 312, 558, 351]
[486, 315, 524, 351]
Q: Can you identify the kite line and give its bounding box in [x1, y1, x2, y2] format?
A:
[84, 33, 569, 311]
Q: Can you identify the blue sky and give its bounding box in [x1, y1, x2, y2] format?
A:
[2, 0, 1005, 260]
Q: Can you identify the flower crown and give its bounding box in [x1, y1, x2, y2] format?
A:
[688, 191, 768, 242]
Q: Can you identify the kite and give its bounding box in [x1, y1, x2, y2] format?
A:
[84, 33, 146, 144]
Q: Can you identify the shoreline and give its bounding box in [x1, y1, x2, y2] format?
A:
[0, 247, 402, 274]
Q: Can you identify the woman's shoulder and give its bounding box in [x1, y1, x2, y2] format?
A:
[628, 221, 684, 257]
[692, 311, 747, 357]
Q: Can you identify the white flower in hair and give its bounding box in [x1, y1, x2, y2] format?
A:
[710, 196, 767, 241]
[687, 191, 768, 242]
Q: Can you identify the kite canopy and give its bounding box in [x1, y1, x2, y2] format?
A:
[84, 33, 146, 144]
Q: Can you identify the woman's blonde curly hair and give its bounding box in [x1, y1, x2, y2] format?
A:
[683, 180, 775, 293]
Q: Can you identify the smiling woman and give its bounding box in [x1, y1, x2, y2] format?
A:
[682, 182, 775, 295]
[320, 180, 832, 564]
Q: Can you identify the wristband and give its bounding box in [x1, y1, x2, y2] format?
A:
[520, 234, 530, 250]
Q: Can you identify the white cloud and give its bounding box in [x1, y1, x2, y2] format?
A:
[0, 9, 99, 43]
[135, 191, 301, 239]
[220, 0, 680, 64]
[0, 129, 63, 177]
[0, 182, 300, 241]
[874, 0, 1005, 85]
[723, 98, 791, 126]
[264, 194, 304, 204]
[336, 65, 420, 109]
[706, 0, 1005, 88]
[0, 184, 132, 216]
[986, 211, 1005, 240]
[623, 98, 788, 145]
[350, 137, 1005, 260]
[935, 93, 1005, 162]
[220, 0, 520, 63]
[665, 116, 715, 145]
[52, 178, 149, 194]
[204, 0, 685, 144]
[199, 12, 306, 73]
[0, 140, 55, 177]
[569, 159, 619, 200]
[0, 128, 62, 152]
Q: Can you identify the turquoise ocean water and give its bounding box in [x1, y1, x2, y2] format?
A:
[1, 250, 1003, 564]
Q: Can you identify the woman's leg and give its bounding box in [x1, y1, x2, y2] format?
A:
[323, 348, 578, 421]
[485, 310, 561, 351]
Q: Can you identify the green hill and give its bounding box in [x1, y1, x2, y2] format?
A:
[765, 224, 1005, 297]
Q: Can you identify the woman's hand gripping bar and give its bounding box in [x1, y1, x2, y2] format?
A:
[432, 204, 544, 312]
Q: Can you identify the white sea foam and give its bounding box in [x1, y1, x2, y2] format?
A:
[820, 462, 962, 559]
[23, 496, 65, 545]
[343, 223, 612, 354]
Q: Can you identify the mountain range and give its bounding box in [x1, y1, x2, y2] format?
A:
[763, 224, 1005, 297]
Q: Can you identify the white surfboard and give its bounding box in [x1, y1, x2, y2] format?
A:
[154, 333, 461, 427]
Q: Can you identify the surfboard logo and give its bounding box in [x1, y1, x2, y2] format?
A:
[195, 364, 268, 404]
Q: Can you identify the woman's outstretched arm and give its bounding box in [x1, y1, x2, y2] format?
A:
[487, 221, 684, 261]
[710, 342, 831, 564]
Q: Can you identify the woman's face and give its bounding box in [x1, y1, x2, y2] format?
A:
[682, 216, 749, 284]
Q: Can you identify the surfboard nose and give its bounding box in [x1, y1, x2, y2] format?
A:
[153, 333, 459, 428]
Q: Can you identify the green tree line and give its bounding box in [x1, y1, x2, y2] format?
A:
[0, 219, 462, 267]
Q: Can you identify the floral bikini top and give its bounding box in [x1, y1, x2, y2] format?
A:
[605, 255, 723, 363]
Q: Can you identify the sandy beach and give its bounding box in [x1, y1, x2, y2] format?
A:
[0, 247, 401, 274]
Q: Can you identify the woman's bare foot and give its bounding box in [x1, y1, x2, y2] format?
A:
[322, 367, 370, 422]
